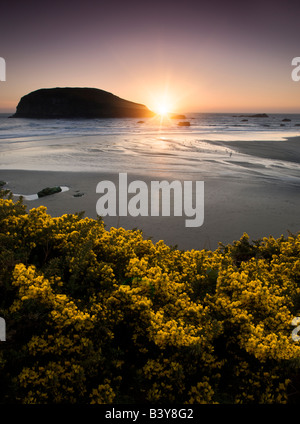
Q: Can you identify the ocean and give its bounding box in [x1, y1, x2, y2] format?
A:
[1, 112, 300, 174]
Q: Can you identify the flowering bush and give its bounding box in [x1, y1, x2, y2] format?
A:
[0, 189, 300, 403]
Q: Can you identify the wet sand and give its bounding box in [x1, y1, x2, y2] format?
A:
[222, 135, 300, 163]
[1, 135, 300, 251]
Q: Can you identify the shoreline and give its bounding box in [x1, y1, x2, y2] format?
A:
[220, 135, 300, 164]
[1, 133, 300, 252]
[1, 162, 299, 251]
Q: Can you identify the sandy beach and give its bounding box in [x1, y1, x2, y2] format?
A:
[1, 135, 300, 251]
[224, 135, 300, 164]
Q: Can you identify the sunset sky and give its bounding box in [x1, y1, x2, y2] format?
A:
[0, 0, 300, 114]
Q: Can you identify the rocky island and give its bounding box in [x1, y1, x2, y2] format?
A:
[11, 87, 155, 119]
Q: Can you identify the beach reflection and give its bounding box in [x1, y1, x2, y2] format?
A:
[0, 123, 300, 187]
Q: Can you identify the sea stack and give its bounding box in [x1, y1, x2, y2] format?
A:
[12, 87, 155, 119]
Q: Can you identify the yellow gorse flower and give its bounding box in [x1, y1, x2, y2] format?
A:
[1, 194, 300, 404]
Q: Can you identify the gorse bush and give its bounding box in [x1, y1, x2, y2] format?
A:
[0, 190, 300, 404]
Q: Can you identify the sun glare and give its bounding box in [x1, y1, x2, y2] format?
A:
[148, 87, 180, 118]
[156, 104, 170, 116]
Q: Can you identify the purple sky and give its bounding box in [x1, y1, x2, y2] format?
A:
[1, 0, 300, 113]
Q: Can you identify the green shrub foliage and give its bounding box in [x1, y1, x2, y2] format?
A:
[0, 190, 300, 404]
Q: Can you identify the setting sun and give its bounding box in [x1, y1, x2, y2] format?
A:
[155, 104, 170, 116]
[148, 87, 177, 117]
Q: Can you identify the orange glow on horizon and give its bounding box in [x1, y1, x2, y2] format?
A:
[155, 103, 170, 116]
[150, 95, 175, 116]
[145, 81, 181, 116]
